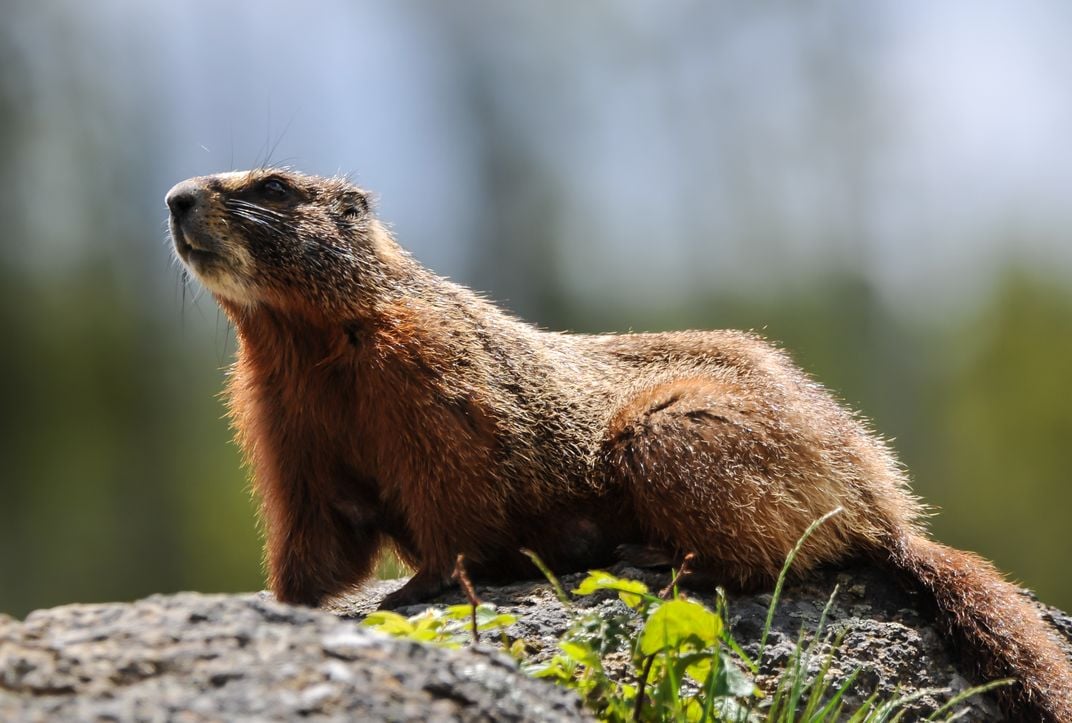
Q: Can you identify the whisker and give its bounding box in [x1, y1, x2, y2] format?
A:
[227, 198, 285, 215]
[229, 208, 274, 227]
[225, 200, 291, 227]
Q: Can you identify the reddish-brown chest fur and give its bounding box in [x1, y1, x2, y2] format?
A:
[225, 293, 614, 595]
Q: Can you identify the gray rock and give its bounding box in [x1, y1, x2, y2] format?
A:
[0, 592, 589, 722]
[3, 565, 1069, 722]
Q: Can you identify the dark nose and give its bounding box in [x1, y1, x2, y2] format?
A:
[166, 180, 206, 220]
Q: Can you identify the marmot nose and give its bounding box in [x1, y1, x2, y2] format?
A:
[166, 180, 206, 220]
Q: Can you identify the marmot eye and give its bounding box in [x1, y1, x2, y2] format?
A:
[262, 179, 288, 196]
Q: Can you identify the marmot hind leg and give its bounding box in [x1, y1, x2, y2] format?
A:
[600, 378, 851, 590]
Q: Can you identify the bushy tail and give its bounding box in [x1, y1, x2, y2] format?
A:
[883, 534, 1072, 721]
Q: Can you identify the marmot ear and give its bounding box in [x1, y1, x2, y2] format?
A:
[338, 190, 370, 219]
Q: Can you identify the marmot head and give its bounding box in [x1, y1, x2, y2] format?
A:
[166, 169, 396, 315]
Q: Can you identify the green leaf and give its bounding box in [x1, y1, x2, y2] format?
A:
[411, 611, 446, 633]
[361, 610, 415, 636]
[444, 604, 474, 620]
[714, 652, 755, 698]
[411, 627, 449, 644]
[683, 697, 706, 721]
[639, 599, 723, 655]
[477, 613, 518, 630]
[674, 651, 717, 685]
[474, 604, 518, 630]
[559, 640, 603, 671]
[526, 655, 574, 682]
[572, 570, 650, 609]
[706, 695, 752, 722]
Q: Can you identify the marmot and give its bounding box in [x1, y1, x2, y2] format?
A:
[166, 168, 1072, 721]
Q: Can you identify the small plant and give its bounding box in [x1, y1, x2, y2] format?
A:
[363, 602, 518, 649]
[524, 563, 756, 722]
[363, 555, 518, 650]
[363, 513, 1008, 721]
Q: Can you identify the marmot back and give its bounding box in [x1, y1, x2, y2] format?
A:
[166, 168, 1072, 721]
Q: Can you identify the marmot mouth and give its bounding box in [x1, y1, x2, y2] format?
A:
[172, 227, 224, 268]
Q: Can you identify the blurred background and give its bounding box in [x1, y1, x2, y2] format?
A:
[2, 0, 1070, 618]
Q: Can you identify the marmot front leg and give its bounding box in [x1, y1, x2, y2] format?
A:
[375, 525, 462, 609]
[601, 378, 852, 590]
[377, 567, 452, 609]
[265, 500, 383, 607]
[374, 515, 453, 609]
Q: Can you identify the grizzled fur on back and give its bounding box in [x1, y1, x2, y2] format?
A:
[166, 168, 1072, 721]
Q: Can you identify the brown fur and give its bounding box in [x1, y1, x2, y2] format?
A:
[166, 168, 1072, 720]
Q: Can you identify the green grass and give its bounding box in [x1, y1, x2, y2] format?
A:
[364, 510, 1009, 721]
[373, 549, 412, 581]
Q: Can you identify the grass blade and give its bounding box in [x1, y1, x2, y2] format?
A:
[759, 507, 843, 658]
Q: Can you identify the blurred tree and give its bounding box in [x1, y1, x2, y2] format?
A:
[929, 271, 1072, 605]
[0, 3, 261, 618]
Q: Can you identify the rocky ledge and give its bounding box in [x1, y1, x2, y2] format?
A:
[2, 563, 1070, 721]
[0, 591, 587, 722]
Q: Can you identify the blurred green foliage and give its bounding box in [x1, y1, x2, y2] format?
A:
[2, 258, 1069, 617]
[0, 262, 262, 615]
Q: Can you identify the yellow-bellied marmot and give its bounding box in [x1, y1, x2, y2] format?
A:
[166, 168, 1072, 721]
